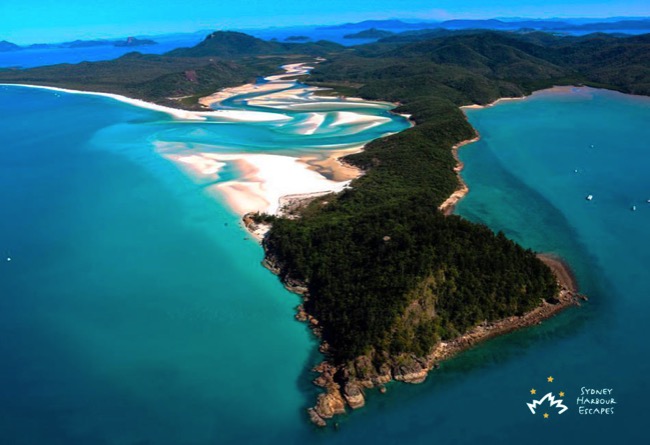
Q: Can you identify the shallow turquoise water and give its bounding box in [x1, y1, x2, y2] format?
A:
[1, 83, 647, 444]
[0, 81, 408, 444]
[0, 86, 319, 444]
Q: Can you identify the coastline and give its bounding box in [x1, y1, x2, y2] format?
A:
[5, 63, 392, 222]
[438, 136, 479, 215]
[431, 252, 580, 363]
[302, 251, 583, 427]
[186, 62, 404, 218]
[1, 83, 212, 120]
[1, 83, 295, 123]
[9, 75, 587, 427]
[258, 91, 587, 427]
[154, 78, 589, 427]
[460, 95, 526, 110]
[438, 95, 526, 215]
[168, 151, 355, 216]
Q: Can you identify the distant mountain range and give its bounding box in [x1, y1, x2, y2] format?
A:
[320, 19, 434, 30]
[166, 31, 340, 58]
[0, 37, 157, 52]
[344, 28, 395, 39]
[319, 17, 650, 32]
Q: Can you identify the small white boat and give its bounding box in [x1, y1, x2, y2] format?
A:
[590, 144, 595, 148]
[586, 195, 593, 201]
[632, 206, 637, 211]
[6, 257, 11, 262]
[574, 169, 578, 173]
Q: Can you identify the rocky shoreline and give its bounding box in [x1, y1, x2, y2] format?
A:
[241, 93, 586, 428]
[304, 254, 583, 427]
[439, 96, 528, 216]
[244, 215, 584, 427]
[439, 135, 479, 216]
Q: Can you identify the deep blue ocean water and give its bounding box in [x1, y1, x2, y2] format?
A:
[0, 83, 647, 444]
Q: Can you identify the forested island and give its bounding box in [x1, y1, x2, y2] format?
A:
[0, 37, 157, 52]
[284, 35, 311, 41]
[343, 28, 394, 39]
[2, 29, 648, 426]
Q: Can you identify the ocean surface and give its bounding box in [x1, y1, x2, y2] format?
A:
[0, 33, 206, 69]
[0, 28, 373, 70]
[0, 81, 647, 445]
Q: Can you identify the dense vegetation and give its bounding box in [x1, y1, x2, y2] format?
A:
[3, 30, 648, 367]
[344, 28, 394, 39]
[0, 31, 340, 108]
[265, 30, 650, 364]
[267, 200, 557, 361]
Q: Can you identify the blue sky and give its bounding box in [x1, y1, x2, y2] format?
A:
[1, 0, 649, 44]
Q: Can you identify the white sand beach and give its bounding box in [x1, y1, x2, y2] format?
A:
[2, 83, 293, 123]
[167, 152, 353, 215]
[8, 61, 403, 220]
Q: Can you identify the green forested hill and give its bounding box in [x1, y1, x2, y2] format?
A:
[263, 31, 650, 367]
[0, 32, 340, 108]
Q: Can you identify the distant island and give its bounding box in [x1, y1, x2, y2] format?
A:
[68, 36, 157, 48]
[343, 28, 394, 39]
[284, 35, 311, 41]
[0, 36, 157, 52]
[0, 40, 22, 52]
[2, 29, 648, 427]
[321, 17, 650, 33]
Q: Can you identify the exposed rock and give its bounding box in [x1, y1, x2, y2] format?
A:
[395, 369, 428, 384]
[315, 389, 346, 418]
[374, 363, 393, 385]
[393, 359, 428, 384]
[313, 375, 329, 388]
[307, 408, 326, 427]
[313, 361, 337, 375]
[312, 361, 337, 388]
[261, 257, 281, 274]
[343, 382, 365, 409]
[295, 304, 308, 322]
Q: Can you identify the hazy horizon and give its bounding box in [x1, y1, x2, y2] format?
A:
[2, 0, 649, 45]
[3, 15, 650, 46]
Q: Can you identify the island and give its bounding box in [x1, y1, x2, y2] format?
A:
[284, 35, 311, 41]
[2, 30, 647, 427]
[0, 40, 21, 52]
[343, 28, 395, 39]
[1, 37, 157, 52]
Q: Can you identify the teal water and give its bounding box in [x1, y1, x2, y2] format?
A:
[1, 81, 647, 444]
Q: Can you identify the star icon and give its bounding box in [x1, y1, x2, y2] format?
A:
[543, 413, 549, 419]
[530, 388, 537, 395]
[559, 391, 565, 397]
[547, 376, 554, 383]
